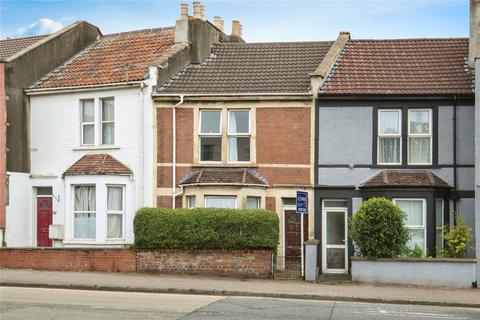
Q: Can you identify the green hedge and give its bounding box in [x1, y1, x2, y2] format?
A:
[134, 208, 279, 250]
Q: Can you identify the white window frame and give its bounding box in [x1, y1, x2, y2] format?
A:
[73, 185, 96, 240]
[246, 196, 260, 209]
[106, 185, 125, 240]
[187, 195, 196, 209]
[101, 98, 115, 145]
[199, 110, 222, 163]
[393, 198, 427, 252]
[407, 109, 432, 165]
[435, 198, 444, 252]
[227, 109, 251, 164]
[377, 109, 402, 165]
[204, 195, 237, 209]
[80, 99, 95, 146]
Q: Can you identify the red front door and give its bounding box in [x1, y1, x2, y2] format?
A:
[37, 197, 52, 247]
[285, 210, 308, 267]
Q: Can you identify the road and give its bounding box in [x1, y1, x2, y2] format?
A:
[1, 286, 479, 320]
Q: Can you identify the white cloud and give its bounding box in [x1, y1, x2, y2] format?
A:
[16, 18, 64, 36]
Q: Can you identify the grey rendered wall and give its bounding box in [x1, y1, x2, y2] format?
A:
[476, 58, 480, 282]
[5, 21, 100, 173]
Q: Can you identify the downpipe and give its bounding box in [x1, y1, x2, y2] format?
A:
[172, 95, 184, 208]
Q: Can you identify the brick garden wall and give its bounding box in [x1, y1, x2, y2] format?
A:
[0, 248, 273, 278]
[137, 249, 272, 278]
[0, 248, 136, 272]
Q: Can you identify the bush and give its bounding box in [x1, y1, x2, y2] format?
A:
[134, 208, 279, 250]
[350, 197, 410, 259]
[402, 244, 426, 258]
[442, 214, 472, 258]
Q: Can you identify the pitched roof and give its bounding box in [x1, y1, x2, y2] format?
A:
[321, 38, 474, 95]
[360, 170, 451, 189]
[64, 154, 132, 176]
[179, 168, 268, 186]
[0, 35, 48, 61]
[32, 27, 175, 89]
[158, 41, 334, 94]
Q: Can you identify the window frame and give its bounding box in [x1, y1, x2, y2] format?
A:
[407, 109, 432, 165]
[199, 109, 223, 163]
[187, 195, 196, 209]
[246, 196, 260, 209]
[80, 99, 95, 146]
[435, 198, 444, 253]
[101, 98, 115, 145]
[393, 198, 427, 252]
[204, 195, 237, 209]
[106, 185, 125, 240]
[73, 185, 96, 240]
[377, 109, 402, 166]
[227, 109, 251, 164]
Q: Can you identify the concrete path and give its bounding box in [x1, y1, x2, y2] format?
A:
[2, 286, 480, 320]
[1, 269, 479, 308]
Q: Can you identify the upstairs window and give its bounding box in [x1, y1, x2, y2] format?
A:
[199, 110, 222, 162]
[378, 110, 401, 165]
[228, 110, 250, 162]
[101, 98, 115, 145]
[408, 109, 432, 165]
[81, 100, 95, 145]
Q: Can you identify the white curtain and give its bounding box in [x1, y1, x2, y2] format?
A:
[396, 199, 425, 250]
[228, 111, 238, 161]
[102, 99, 115, 144]
[379, 137, 400, 163]
[246, 197, 259, 209]
[107, 187, 123, 238]
[74, 186, 96, 239]
[205, 196, 236, 208]
[408, 137, 430, 163]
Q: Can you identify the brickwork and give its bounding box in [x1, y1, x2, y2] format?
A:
[0, 248, 136, 272]
[157, 107, 193, 164]
[260, 167, 310, 186]
[137, 249, 272, 278]
[256, 107, 310, 165]
[265, 197, 276, 211]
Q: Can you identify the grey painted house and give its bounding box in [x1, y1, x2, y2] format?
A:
[315, 37, 476, 275]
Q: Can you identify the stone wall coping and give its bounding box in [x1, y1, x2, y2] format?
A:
[352, 256, 476, 263]
[0, 247, 131, 252]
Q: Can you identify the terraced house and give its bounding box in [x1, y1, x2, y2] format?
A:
[153, 23, 349, 270]
[315, 34, 477, 274]
[4, 1, 243, 248]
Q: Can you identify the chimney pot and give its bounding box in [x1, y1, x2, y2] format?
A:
[231, 20, 240, 36]
[193, 1, 201, 18]
[214, 16, 224, 31]
[200, 3, 206, 20]
[180, 3, 189, 19]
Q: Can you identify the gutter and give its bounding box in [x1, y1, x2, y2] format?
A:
[178, 182, 268, 188]
[25, 81, 143, 95]
[152, 92, 313, 101]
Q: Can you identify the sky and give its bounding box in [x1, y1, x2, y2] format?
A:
[0, 0, 471, 42]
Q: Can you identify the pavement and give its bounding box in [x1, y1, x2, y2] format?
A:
[1, 268, 479, 309]
[2, 286, 480, 320]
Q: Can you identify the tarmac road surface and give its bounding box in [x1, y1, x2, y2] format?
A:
[1, 286, 479, 320]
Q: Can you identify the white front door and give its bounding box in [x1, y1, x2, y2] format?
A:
[322, 200, 348, 274]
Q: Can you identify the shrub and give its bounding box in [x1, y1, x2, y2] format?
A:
[402, 244, 426, 258]
[134, 207, 279, 250]
[442, 214, 472, 258]
[349, 197, 410, 259]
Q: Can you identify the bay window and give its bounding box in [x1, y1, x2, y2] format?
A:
[101, 98, 115, 145]
[228, 110, 250, 162]
[187, 195, 196, 209]
[81, 100, 95, 145]
[107, 186, 124, 239]
[394, 199, 426, 251]
[199, 110, 222, 162]
[408, 109, 432, 165]
[378, 110, 401, 165]
[205, 196, 237, 208]
[74, 186, 96, 239]
[435, 199, 444, 255]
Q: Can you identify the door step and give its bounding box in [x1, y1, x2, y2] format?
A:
[317, 273, 352, 284]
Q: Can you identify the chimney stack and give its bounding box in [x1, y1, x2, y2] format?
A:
[239, 24, 243, 38]
[193, 1, 201, 19]
[231, 20, 240, 37]
[200, 3, 206, 20]
[180, 3, 189, 19]
[214, 16, 224, 31]
[469, 0, 480, 68]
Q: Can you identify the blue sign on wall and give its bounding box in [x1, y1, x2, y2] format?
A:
[296, 191, 308, 214]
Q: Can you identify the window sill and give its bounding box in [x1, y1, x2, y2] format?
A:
[63, 240, 128, 245]
[73, 145, 120, 151]
[193, 163, 258, 168]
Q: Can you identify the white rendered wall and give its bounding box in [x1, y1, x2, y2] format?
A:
[5, 172, 32, 247]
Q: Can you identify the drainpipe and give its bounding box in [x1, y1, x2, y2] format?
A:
[172, 95, 184, 208]
[139, 82, 145, 206]
[453, 94, 458, 222]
